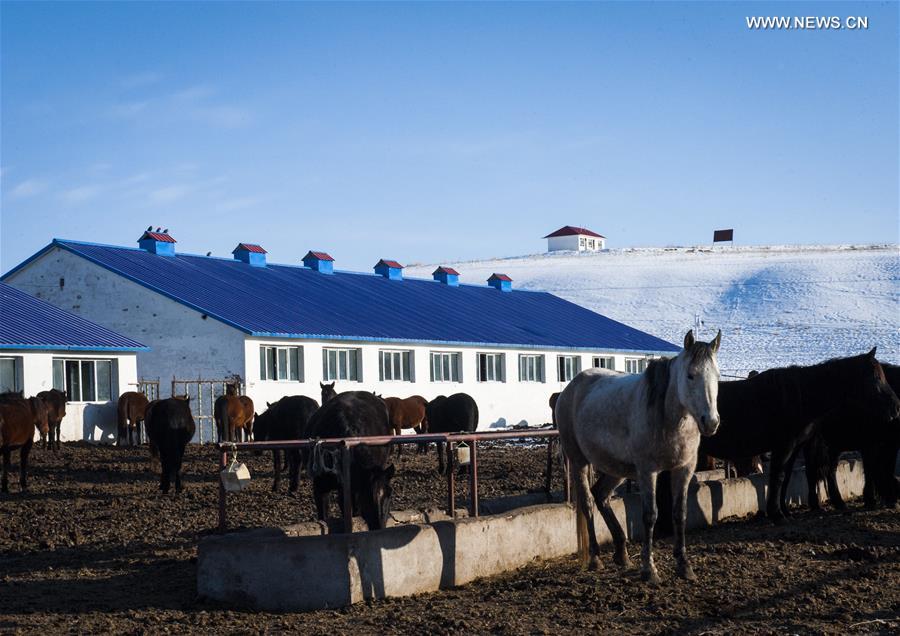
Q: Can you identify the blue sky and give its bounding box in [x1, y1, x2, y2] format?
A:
[2, 1, 897, 273]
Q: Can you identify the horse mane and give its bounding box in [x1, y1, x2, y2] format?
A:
[644, 357, 673, 423]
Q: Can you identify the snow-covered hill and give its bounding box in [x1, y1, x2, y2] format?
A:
[406, 245, 900, 377]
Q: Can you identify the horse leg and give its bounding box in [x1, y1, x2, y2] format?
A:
[313, 480, 329, 521]
[670, 463, 696, 581]
[803, 443, 821, 512]
[825, 448, 846, 511]
[272, 448, 281, 492]
[19, 440, 33, 493]
[159, 456, 171, 494]
[55, 421, 61, 451]
[591, 472, 629, 568]
[573, 463, 604, 571]
[637, 470, 661, 584]
[1, 447, 10, 493]
[173, 453, 184, 494]
[766, 447, 790, 524]
[779, 447, 800, 517]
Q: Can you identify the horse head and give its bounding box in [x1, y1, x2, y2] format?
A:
[360, 463, 396, 530]
[859, 348, 900, 422]
[320, 382, 337, 404]
[675, 329, 722, 436]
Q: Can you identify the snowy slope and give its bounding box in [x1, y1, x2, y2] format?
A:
[405, 245, 900, 377]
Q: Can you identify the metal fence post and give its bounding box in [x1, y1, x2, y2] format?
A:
[341, 444, 353, 533]
[468, 439, 479, 517]
[447, 441, 456, 517]
[218, 447, 228, 531]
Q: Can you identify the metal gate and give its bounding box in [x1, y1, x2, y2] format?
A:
[134, 379, 160, 443]
[171, 376, 244, 444]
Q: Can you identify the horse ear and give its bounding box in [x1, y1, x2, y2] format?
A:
[711, 329, 722, 353]
[319, 382, 325, 389]
[868, 347, 877, 359]
[683, 330, 695, 349]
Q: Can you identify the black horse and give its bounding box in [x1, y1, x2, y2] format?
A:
[253, 395, 319, 493]
[305, 391, 395, 531]
[146, 397, 195, 495]
[320, 382, 337, 404]
[794, 362, 900, 510]
[699, 349, 900, 523]
[423, 393, 479, 475]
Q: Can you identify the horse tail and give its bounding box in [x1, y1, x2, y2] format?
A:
[573, 465, 591, 564]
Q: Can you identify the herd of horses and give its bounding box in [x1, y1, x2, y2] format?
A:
[1, 333, 898, 586]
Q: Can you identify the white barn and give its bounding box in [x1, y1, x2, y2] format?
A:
[0, 282, 145, 441]
[3, 231, 677, 431]
[544, 225, 606, 252]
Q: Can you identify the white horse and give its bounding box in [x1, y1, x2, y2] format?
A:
[556, 330, 722, 584]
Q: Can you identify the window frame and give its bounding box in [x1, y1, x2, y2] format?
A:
[52, 357, 114, 402]
[430, 351, 462, 383]
[557, 355, 582, 383]
[592, 356, 615, 370]
[379, 349, 413, 382]
[0, 356, 21, 393]
[518, 353, 545, 383]
[323, 347, 362, 382]
[476, 352, 505, 383]
[624, 357, 644, 374]
[259, 345, 303, 382]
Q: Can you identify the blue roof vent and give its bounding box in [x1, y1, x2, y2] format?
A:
[433, 266, 460, 287]
[137, 229, 176, 256]
[232, 243, 267, 267]
[488, 273, 512, 292]
[374, 259, 403, 281]
[302, 250, 335, 274]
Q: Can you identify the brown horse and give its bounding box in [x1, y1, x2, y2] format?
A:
[0, 394, 49, 493]
[384, 395, 428, 456]
[117, 391, 150, 446]
[36, 389, 67, 451]
[214, 387, 254, 442]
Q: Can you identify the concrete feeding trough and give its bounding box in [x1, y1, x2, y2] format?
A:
[198, 459, 867, 612]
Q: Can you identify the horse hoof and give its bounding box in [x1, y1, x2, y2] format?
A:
[587, 556, 602, 571]
[614, 549, 632, 569]
[641, 570, 661, 585]
[676, 563, 696, 581]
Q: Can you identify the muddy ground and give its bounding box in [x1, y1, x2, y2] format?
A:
[0, 442, 898, 635]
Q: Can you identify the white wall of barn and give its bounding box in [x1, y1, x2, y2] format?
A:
[243, 337, 650, 428]
[547, 235, 605, 252]
[0, 348, 138, 442]
[4, 246, 247, 384]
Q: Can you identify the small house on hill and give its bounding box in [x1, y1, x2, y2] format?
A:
[544, 226, 606, 252]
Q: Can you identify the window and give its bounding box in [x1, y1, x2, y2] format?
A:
[557, 355, 582, 382]
[477, 353, 505, 382]
[430, 351, 461, 383]
[519, 354, 545, 382]
[592, 356, 614, 370]
[625, 358, 647, 374]
[323, 348, 362, 382]
[0, 357, 19, 393]
[579, 237, 586, 248]
[259, 345, 303, 381]
[379, 350, 413, 382]
[53, 358, 113, 402]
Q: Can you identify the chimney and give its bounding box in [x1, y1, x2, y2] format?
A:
[137, 230, 176, 256]
[432, 266, 460, 287]
[374, 259, 403, 281]
[302, 250, 335, 274]
[487, 273, 512, 292]
[232, 243, 267, 267]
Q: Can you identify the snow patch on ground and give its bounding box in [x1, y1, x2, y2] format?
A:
[406, 245, 900, 376]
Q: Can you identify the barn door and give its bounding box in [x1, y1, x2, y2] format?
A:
[170, 376, 244, 444]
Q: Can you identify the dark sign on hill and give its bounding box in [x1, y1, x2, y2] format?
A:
[713, 229, 734, 243]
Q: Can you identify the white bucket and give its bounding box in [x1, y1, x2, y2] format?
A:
[220, 459, 252, 492]
[457, 442, 471, 466]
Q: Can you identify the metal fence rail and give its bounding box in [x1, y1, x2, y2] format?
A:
[217, 428, 568, 532]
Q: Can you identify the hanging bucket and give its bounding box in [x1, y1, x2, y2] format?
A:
[457, 442, 471, 466]
[220, 456, 252, 492]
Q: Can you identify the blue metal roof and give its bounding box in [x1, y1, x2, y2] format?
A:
[3, 240, 679, 354]
[0, 281, 147, 351]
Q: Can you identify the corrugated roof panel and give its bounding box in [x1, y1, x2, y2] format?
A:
[10, 240, 678, 353]
[0, 282, 147, 351]
[543, 226, 606, 239]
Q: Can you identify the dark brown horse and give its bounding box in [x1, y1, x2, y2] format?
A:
[117, 391, 150, 446]
[549, 392, 560, 427]
[0, 394, 49, 493]
[214, 386, 254, 442]
[36, 388, 67, 451]
[384, 395, 428, 456]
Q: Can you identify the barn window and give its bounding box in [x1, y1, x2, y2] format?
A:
[52, 358, 113, 402]
[592, 356, 614, 370]
[259, 346, 302, 382]
[624, 358, 646, 374]
[430, 352, 461, 383]
[477, 353, 505, 382]
[518, 354, 545, 382]
[557, 355, 581, 382]
[379, 350, 413, 382]
[0, 357, 20, 393]
[323, 348, 362, 382]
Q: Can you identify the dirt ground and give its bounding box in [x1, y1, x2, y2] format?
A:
[1, 442, 898, 635]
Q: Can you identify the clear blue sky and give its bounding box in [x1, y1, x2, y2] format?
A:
[2, 1, 897, 273]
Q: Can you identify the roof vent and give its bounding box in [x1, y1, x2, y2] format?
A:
[374, 259, 403, 281]
[488, 273, 512, 292]
[137, 229, 176, 256]
[232, 243, 267, 267]
[303, 250, 335, 274]
[433, 266, 459, 287]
